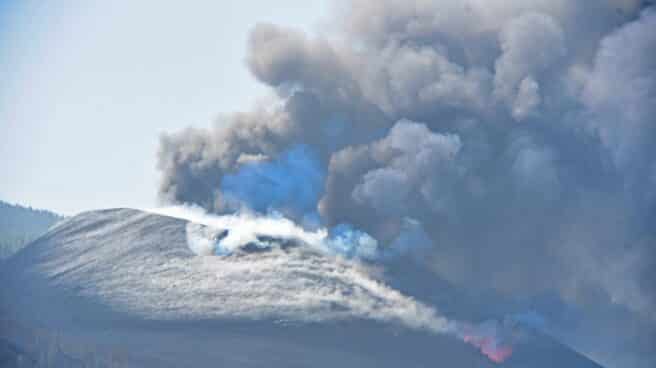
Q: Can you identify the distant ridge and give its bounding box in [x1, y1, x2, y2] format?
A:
[0, 200, 63, 259]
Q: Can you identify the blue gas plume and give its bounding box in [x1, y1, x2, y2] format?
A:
[219, 145, 430, 261]
[327, 223, 379, 259]
[221, 145, 325, 216]
[326, 218, 431, 261]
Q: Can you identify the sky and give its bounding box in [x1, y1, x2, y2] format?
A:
[0, 0, 328, 215]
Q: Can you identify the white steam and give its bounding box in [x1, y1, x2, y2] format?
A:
[143, 206, 515, 362]
[152, 205, 380, 259]
[145, 206, 452, 330]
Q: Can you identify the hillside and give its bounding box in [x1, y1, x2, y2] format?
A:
[0, 201, 63, 259]
[0, 208, 604, 367]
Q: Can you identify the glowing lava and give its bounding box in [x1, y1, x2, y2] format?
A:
[456, 320, 517, 364]
[463, 334, 513, 363]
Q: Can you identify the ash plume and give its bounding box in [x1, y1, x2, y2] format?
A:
[157, 1, 656, 366]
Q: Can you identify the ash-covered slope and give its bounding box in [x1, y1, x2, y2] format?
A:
[0, 209, 603, 368]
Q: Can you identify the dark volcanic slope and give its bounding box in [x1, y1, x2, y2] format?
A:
[1, 209, 603, 367]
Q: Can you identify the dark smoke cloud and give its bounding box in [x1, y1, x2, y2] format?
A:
[158, 1, 656, 366]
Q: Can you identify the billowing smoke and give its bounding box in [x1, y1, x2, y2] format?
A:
[157, 1, 656, 366]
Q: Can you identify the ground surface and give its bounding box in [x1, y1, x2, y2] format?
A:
[1, 209, 604, 367]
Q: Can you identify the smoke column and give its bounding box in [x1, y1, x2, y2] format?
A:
[157, 1, 656, 366]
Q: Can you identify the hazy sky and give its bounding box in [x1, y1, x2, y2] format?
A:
[0, 0, 328, 215]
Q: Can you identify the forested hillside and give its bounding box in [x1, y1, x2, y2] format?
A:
[0, 201, 63, 259]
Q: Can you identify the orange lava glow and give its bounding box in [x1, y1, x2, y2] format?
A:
[463, 334, 514, 363]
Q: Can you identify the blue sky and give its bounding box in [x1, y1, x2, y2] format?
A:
[0, 0, 328, 215]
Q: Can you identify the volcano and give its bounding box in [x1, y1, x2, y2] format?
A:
[1, 208, 604, 367]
